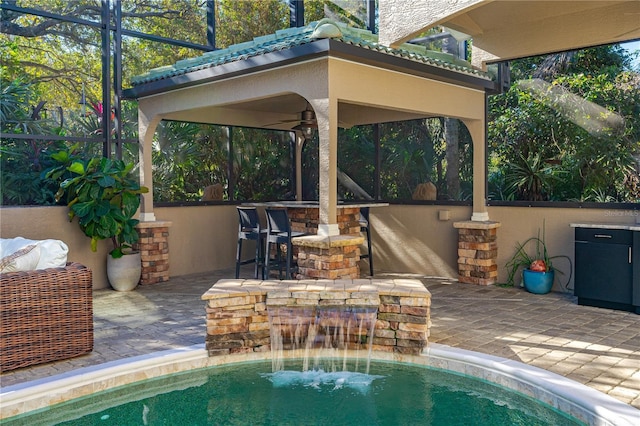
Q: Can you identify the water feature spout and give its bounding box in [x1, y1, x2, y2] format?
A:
[268, 305, 378, 374]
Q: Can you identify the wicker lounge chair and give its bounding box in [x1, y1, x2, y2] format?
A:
[0, 262, 93, 372]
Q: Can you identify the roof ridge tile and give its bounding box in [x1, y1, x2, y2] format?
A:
[131, 19, 490, 86]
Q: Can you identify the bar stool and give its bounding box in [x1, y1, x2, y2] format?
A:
[264, 208, 305, 280]
[360, 207, 374, 276]
[235, 207, 267, 279]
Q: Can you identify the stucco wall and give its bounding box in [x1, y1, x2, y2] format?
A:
[2, 204, 637, 291]
[488, 206, 638, 291]
[0, 205, 238, 289]
[373, 204, 637, 291]
[0, 206, 111, 288]
[370, 205, 466, 278]
[153, 205, 238, 278]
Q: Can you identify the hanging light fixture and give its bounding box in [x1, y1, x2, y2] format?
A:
[292, 106, 316, 139]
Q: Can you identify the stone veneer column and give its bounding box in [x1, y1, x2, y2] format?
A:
[134, 221, 172, 285]
[293, 235, 364, 279]
[452, 221, 501, 285]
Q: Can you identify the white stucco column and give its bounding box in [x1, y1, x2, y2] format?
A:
[314, 98, 339, 236]
[138, 109, 160, 222]
[464, 118, 489, 222]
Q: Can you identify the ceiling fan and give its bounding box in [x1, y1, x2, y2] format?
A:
[264, 102, 350, 137]
[265, 103, 317, 138]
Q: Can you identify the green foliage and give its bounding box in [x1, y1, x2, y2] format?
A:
[215, 0, 289, 48]
[488, 44, 640, 203]
[0, 76, 134, 205]
[374, 118, 473, 201]
[48, 150, 149, 258]
[151, 121, 292, 202]
[488, 168, 513, 201]
[3, 3, 638, 207]
[505, 236, 551, 286]
[337, 125, 375, 199]
[322, 0, 368, 28]
[232, 128, 292, 201]
[0, 76, 69, 205]
[505, 152, 564, 201]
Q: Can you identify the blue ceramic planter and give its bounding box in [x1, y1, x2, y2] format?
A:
[523, 269, 554, 294]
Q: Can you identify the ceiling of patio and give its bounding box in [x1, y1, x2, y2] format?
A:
[176, 94, 436, 131]
[380, 0, 640, 63]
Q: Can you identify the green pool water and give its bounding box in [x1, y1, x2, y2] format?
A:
[6, 360, 582, 425]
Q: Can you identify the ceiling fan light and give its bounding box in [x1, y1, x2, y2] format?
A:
[302, 125, 314, 138]
[294, 123, 315, 138]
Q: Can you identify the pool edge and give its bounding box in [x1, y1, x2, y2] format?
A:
[1, 344, 637, 425]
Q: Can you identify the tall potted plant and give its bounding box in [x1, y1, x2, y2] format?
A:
[49, 150, 149, 291]
[504, 223, 572, 294]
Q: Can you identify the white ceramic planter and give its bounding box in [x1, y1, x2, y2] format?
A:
[106, 252, 141, 291]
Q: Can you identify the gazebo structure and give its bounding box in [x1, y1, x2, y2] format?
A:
[125, 19, 493, 224]
[124, 19, 495, 280]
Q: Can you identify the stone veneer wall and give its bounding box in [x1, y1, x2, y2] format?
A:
[288, 207, 361, 235]
[202, 279, 431, 356]
[294, 235, 364, 279]
[134, 221, 172, 285]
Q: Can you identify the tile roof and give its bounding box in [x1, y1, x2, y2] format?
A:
[131, 19, 491, 86]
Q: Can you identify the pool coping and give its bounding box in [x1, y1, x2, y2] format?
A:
[1, 344, 638, 425]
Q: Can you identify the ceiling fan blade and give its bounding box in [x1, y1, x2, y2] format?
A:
[262, 118, 306, 126]
[262, 106, 317, 128]
[263, 118, 351, 128]
[262, 118, 316, 127]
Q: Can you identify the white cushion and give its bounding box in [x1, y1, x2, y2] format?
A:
[0, 237, 68, 270]
[0, 244, 41, 273]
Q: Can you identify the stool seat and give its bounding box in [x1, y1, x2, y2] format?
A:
[360, 207, 374, 276]
[235, 207, 266, 279]
[264, 208, 305, 280]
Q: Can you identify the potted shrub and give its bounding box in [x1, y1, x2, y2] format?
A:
[504, 224, 572, 294]
[48, 149, 148, 291]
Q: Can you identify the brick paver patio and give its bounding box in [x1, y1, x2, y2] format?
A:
[1, 267, 638, 410]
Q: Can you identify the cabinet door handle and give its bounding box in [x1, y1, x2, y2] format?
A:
[630, 247, 632, 264]
[594, 234, 612, 239]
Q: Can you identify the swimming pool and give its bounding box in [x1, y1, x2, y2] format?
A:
[1, 344, 638, 425]
[4, 360, 581, 425]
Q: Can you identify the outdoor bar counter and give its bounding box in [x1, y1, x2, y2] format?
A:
[243, 201, 388, 236]
[243, 201, 388, 279]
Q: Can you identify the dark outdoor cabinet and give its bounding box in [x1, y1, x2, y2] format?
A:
[574, 227, 639, 313]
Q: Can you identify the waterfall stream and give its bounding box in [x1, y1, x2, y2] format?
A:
[267, 305, 378, 374]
